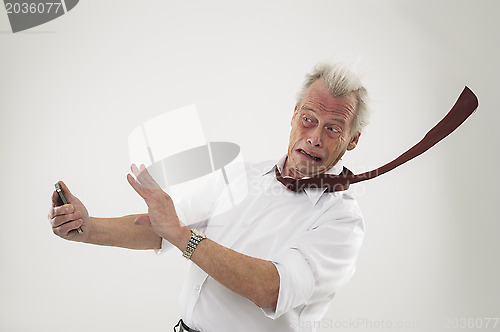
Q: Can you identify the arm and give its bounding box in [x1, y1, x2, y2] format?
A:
[172, 227, 279, 309]
[49, 181, 161, 250]
[128, 165, 280, 309]
[86, 215, 161, 250]
[192, 239, 280, 309]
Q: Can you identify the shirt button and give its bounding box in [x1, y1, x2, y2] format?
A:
[195, 285, 201, 292]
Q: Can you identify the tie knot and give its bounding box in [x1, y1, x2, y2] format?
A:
[274, 167, 353, 193]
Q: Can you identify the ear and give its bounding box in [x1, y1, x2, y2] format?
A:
[347, 132, 361, 151]
[291, 105, 298, 126]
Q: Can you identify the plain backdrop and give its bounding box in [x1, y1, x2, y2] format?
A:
[1, 1, 499, 331]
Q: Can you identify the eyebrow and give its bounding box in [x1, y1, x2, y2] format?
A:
[301, 107, 346, 125]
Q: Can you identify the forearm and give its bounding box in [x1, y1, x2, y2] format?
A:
[172, 228, 279, 309]
[125, 169, 279, 308]
[86, 214, 162, 250]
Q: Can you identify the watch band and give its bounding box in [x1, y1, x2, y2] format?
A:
[183, 229, 207, 260]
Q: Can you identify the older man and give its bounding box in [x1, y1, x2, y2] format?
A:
[49, 62, 370, 332]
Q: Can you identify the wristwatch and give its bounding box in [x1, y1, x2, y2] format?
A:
[182, 229, 207, 260]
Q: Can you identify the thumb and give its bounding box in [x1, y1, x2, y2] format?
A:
[56, 180, 76, 202]
[134, 214, 151, 225]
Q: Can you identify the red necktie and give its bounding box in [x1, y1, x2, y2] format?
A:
[276, 86, 479, 192]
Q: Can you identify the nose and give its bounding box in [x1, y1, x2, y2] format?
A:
[307, 127, 323, 148]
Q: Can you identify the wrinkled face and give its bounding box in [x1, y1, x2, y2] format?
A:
[285, 79, 360, 178]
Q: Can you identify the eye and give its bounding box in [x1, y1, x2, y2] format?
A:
[301, 116, 315, 127]
[326, 126, 342, 136]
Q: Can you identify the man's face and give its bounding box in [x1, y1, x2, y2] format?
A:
[285, 79, 360, 178]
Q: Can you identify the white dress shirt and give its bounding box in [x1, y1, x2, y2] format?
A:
[157, 156, 365, 332]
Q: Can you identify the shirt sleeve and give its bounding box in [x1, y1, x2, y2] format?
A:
[263, 195, 365, 319]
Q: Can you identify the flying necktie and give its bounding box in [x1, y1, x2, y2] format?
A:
[276, 86, 479, 192]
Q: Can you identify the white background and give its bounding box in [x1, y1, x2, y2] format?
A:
[1, 1, 499, 331]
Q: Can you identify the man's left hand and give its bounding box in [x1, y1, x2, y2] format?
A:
[127, 164, 189, 249]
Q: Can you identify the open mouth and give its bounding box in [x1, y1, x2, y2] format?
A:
[297, 149, 322, 162]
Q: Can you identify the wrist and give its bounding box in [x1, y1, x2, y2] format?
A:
[171, 225, 192, 251]
[80, 217, 96, 243]
[182, 229, 207, 260]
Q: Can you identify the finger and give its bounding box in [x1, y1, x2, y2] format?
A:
[53, 219, 83, 236]
[51, 210, 81, 227]
[131, 164, 155, 189]
[131, 164, 140, 177]
[57, 181, 73, 200]
[136, 166, 160, 190]
[49, 204, 75, 219]
[130, 164, 158, 190]
[51, 190, 61, 207]
[127, 173, 147, 199]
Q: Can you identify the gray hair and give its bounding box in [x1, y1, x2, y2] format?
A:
[296, 62, 370, 135]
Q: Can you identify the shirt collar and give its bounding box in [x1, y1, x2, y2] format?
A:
[263, 155, 344, 205]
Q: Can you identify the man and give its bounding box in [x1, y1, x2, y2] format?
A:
[49, 62, 370, 332]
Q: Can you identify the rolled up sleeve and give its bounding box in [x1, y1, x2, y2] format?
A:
[262, 247, 315, 318]
[263, 203, 364, 319]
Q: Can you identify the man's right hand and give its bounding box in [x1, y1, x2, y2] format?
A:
[49, 181, 91, 242]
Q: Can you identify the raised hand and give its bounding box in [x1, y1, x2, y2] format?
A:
[127, 164, 189, 249]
